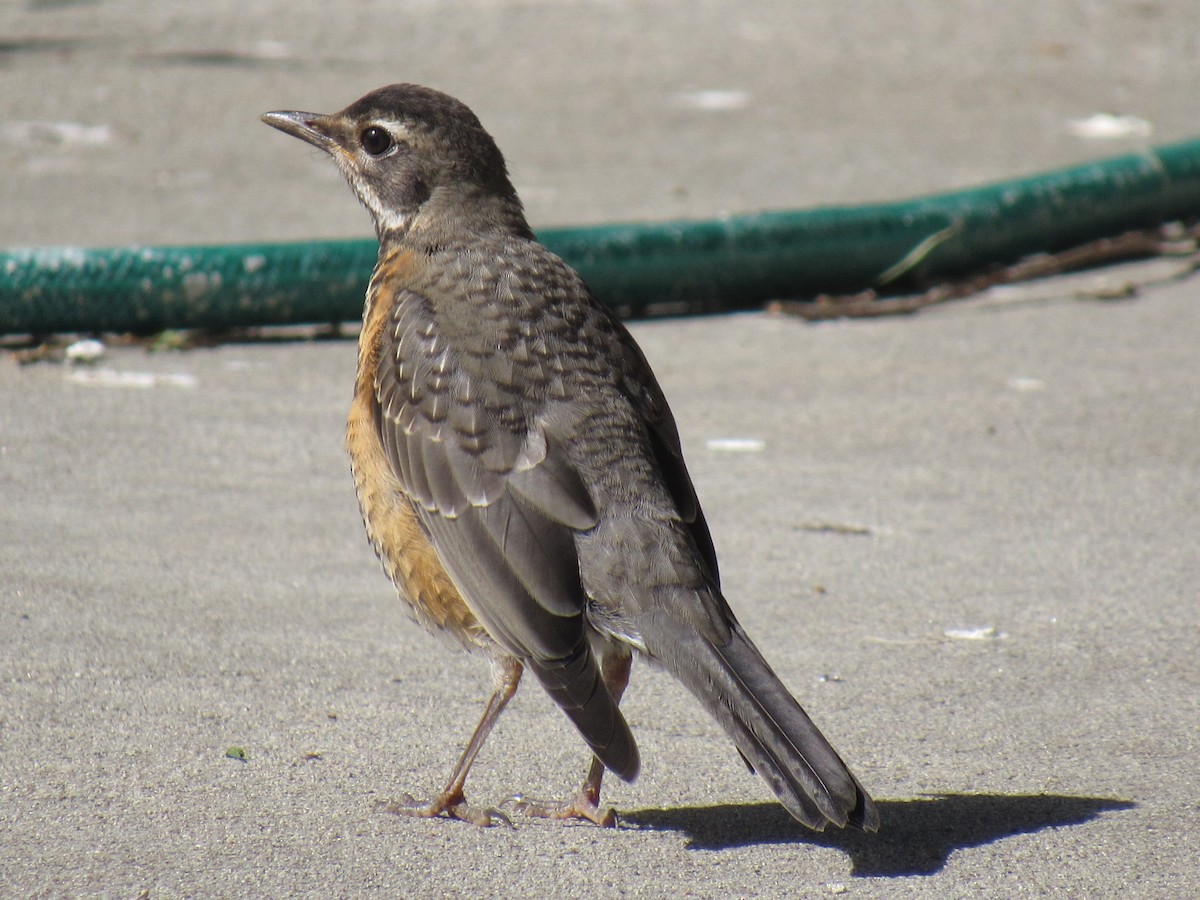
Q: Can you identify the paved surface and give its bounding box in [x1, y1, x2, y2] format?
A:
[2, 1, 1198, 897]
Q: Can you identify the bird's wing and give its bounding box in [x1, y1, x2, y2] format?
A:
[374, 287, 596, 638]
[606, 313, 720, 585]
[372, 285, 638, 779]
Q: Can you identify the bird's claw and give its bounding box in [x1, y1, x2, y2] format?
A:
[376, 792, 513, 828]
[502, 792, 618, 827]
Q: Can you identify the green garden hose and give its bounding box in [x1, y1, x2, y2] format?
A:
[2, 138, 1199, 336]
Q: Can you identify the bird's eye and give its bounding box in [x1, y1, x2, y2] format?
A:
[360, 126, 394, 156]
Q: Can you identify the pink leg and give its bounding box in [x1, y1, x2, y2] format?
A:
[377, 657, 522, 827]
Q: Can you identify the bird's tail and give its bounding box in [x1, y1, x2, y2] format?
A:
[641, 608, 879, 831]
[528, 646, 641, 784]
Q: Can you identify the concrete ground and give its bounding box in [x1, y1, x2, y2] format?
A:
[2, 1, 1197, 897]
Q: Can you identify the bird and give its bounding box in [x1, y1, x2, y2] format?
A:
[261, 83, 879, 832]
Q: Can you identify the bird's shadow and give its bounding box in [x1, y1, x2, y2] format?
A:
[620, 793, 1135, 877]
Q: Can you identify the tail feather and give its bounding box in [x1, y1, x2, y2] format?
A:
[528, 646, 640, 784]
[642, 610, 878, 832]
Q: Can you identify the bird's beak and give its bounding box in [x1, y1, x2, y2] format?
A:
[260, 110, 339, 153]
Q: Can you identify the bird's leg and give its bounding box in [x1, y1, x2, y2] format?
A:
[510, 753, 615, 827]
[507, 649, 632, 827]
[378, 656, 522, 827]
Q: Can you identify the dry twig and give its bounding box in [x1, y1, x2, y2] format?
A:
[770, 221, 1200, 321]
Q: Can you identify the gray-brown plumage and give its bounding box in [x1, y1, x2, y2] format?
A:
[262, 84, 878, 832]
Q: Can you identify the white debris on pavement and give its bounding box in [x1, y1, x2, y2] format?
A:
[65, 368, 197, 389]
[1065, 113, 1152, 139]
[705, 437, 766, 452]
[670, 90, 752, 111]
[64, 338, 105, 364]
[944, 626, 1007, 641]
[0, 121, 114, 146]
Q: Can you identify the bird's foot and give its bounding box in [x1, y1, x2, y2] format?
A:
[503, 792, 618, 827]
[376, 791, 512, 828]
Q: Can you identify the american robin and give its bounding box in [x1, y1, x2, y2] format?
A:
[262, 84, 878, 832]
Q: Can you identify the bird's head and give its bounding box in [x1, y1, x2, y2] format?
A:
[262, 83, 531, 240]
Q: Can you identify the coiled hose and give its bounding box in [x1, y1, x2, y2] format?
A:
[2, 138, 1199, 336]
